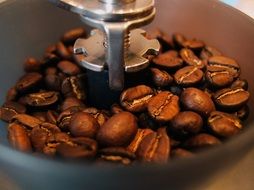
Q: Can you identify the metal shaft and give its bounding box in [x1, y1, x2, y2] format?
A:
[99, 0, 135, 4]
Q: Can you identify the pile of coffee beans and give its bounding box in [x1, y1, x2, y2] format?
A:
[0, 27, 250, 165]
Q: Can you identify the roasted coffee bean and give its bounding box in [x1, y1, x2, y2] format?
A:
[171, 148, 194, 159]
[98, 147, 136, 165]
[150, 68, 173, 87]
[205, 66, 234, 88]
[61, 97, 84, 112]
[231, 79, 248, 90]
[45, 74, 63, 91]
[147, 91, 180, 122]
[69, 112, 99, 138]
[61, 27, 86, 45]
[138, 112, 158, 130]
[184, 133, 221, 150]
[169, 85, 183, 96]
[12, 114, 43, 129]
[45, 67, 58, 75]
[23, 91, 59, 107]
[97, 112, 138, 147]
[56, 137, 97, 159]
[120, 85, 153, 113]
[208, 56, 240, 78]
[46, 110, 59, 124]
[208, 111, 243, 137]
[8, 123, 32, 152]
[181, 88, 215, 117]
[56, 42, 72, 60]
[213, 87, 250, 110]
[30, 122, 60, 152]
[200, 46, 222, 60]
[0, 101, 26, 122]
[43, 53, 60, 66]
[6, 87, 18, 101]
[57, 61, 81, 76]
[16, 72, 42, 92]
[183, 39, 205, 54]
[153, 50, 183, 70]
[32, 112, 47, 122]
[137, 128, 170, 163]
[170, 138, 181, 148]
[45, 44, 57, 54]
[174, 66, 203, 86]
[82, 107, 109, 126]
[24, 57, 42, 72]
[61, 75, 86, 101]
[180, 48, 205, 69]
[57, 106, 82, 130]
[234, 105, 249, 121]
[127, 128, 154, 153]
[170, 111, 203, 135]
[110, 104, 124, 115]
[172, 33, 186, 50]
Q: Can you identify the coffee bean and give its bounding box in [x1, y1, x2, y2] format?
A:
[171, 148, 194, 159]
[0, 101, 26, 122]
[61, 75, 86, 101]
[174, 66, 203, 86]
[127, 128, 154, 153]
[213, 87, 250, 111]
[231, 79, 248, 91]
[12, 114, 43, 129]
[56, 42, 72, 60]
[97, 112, 138, 147]
[110, 104, 124, 115]
[44, 74, 63, 91]
[208, 111, 243, 137]
[43, 53, 60, 66]
[61, 97, 84, 112]
[183, 39, 205, 54]
[153, 50, 183, 70]
[56, 137, 97, 159]
[97, 147, 136, 165]
[180, 48, 205, 69]
[24, 57, 42, 72]
[184, 133, 221, 150]
[16, 72, 42, 92]
[46, 110, 59, 124]
[181, 88, 215, 117]
[23, 91, 59, 107]
[120, 85, 154, 113]
[57, 61, 81, 76]
[150, 68, 173, 87]
[170, 111, 203, 136]
[200, 46, 222, 60]
[61, 27, 86, 45]
[147, 91, 180, 122]
[208, 56, 240, 78]
[32, 112, 47, 122]
[45, 44, 57, 54]
[234, 105, 249, 121]
[137, 128, 170, 163]
[138, 112, 158, 130]
[8, 123, 32, 152]
[45, 67, 58, 75]
[172, 33, 186, 50]
[6, 87, 18, 101]
[69, 112, 99, 138]
[82, 107, 109, 126]
[169, 85, 183, 96]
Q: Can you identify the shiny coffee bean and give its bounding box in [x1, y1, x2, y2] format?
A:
[213, 87, 250, 111]
[16, 72, 42, 92]
[0, 101, 26, 122]
[153, 50, 183, 70]
[150, 68, 173, 87]
[23, 91, 59, 107]
[172, 33, 186, 50]
[137, 128, 170, 163]
[56, 42, 72, 60]
[82, 107, 109, 127]
[171, 148, 194, 159]
[69, 112, 99, 138]
[180, 48, 205, 69]
[12, 114, 43, 129]
[234, 105, 249, 121]
[97, 147, 136, 165]
[208, 111, 243, 137]
[56, 137, 97, 159]
[32, 112, 47, 122]
[170, 111, 203, 135]
[184, 133, 221, 150]
[24, 57, 42, 72]
[6, 87, 18, 101]
[61, 75, 86, 101]
[97, 112, 138, 147]
[57, 61, 81, 76]
[45, 67, 58, 75]
[44, 74, 63, 91]
[61, 27, 86, 45]
[61, 97, 84, 112]
[148, 91, 180, 122]
[110, 104, 124, 115]
[138, 112, 158, 130]
[205, 66, 234, 88]
[174, 66, 203, 87]
[231, 79, 248, 90]
[183, 39, 205, 54]
[208, 56, 240, 78]
[127, 128, 154, 153]
[8, 123, 32, 152]
[181, 88, 215, 117]
[45, 44, 57, 54]
[46, 110, 59, 124]
[200, 46, 222, 60]
[120, 85, 154, 113]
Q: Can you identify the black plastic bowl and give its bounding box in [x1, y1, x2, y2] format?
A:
[0, 0, 253, 189]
